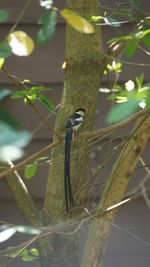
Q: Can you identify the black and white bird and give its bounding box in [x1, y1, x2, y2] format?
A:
[64, 108, 88, 213]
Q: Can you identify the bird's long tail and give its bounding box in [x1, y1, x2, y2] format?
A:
[64, 128, 74, 213]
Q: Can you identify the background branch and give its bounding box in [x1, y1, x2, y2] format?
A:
[81, 113, 150, 267]
[1, 67, 62, 141]
[5, 159, 41, 226]
[0, 108, 149, 180]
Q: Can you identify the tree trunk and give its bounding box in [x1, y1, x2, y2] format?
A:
[44, 0, 103, 218]
[40, 0, 104, 266]
[81, 113, 150, 267]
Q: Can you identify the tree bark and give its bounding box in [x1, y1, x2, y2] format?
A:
[81, 113, 150, 267]
[4, 167, 41, 226]
[40, 1, 103, 266]
[44, 0, 104, 220]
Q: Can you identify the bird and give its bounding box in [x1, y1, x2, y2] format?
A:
[64, 108, 88, 213]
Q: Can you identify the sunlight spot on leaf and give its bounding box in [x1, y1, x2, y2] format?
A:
[139, 101, 146, 109]
[0, 58, 4, 69]
[125, 80, 135, 91]
[99, 88, 111, 93]
[116, 96, 128, 103]
[60, 9, 94, 34]
[62, 61, 66, 69]
[8, 31, 34, 56]
[0, 228, 16, 243]
[15, 225, 41, 235]
[39, 0, 53, 9]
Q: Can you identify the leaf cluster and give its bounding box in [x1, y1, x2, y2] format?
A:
[11, 85, 55, 114]
[106, 73, 150, 123]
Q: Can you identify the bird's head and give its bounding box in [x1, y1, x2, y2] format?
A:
[75, 108, 88, 117]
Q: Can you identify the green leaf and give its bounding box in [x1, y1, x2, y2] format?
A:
[142, 32, 150, 51]
[30, 85, 51, 93]
[133, 30, 144, 39]
[90, 15, 104, 22]
[104, 17, 121, 27]
[145, 94, 150, 107]
[0, 41, 12, 58]
[35, 156, 48, 162]
[125, 40, 138, 57]
[39, 94, 55, 114]
[0, 228, 16, 243]
[108, 34, 133, 44]
[37, 11, 57, 45]
[0, 58, 4, 69]
[108, 30, 145, 44]
[9, 248, 23, 258]
[24, 163, 37, 179]
[20, 249, 28, 257]
[0, 110, 20, 129]
[22, 255, 35, 262]
[129, 0, 141, 11]
[24, 94, 37, 104]
[0, 9, 9, 23]
[0, 88, 11, 101]
[30, 248, 39, 257]
[140, 82, 150, 92]
[136, 73, 144, 90]
[60, 9, 94, 34]
[22, 79, 30, 84]
[106, 99, 139, 124]
[11, 90, 29, 99]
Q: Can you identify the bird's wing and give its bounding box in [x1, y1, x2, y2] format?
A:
[65, 114, 83, 128]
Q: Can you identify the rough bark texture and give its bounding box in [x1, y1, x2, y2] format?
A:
[44, 0, 103, 219]
[81, 113, 150, 267]
[39, 1, 104, 266]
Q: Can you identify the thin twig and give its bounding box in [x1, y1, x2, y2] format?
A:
[1, 66, 62, 141]
[0, 184, 150, 267]
[0, 141, 60, 180]
[0, 108, 149, 180]
[32, 103, 61, 136]
[9, 0, 32, 33]
[80, 107, 150, 139]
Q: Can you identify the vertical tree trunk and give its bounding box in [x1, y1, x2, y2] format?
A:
[40, 1, 104, 266]
[81, 114, 150, 267]
[44, 0, 103, 220]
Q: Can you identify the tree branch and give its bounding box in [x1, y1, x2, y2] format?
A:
[81, 113, 150, 267]
[0, 141, 60, 180]
[80, 108, 150, 139]
[1, 67, 62, 141]
[5, 159, 41, 226]
[0, 108, 149, 181]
